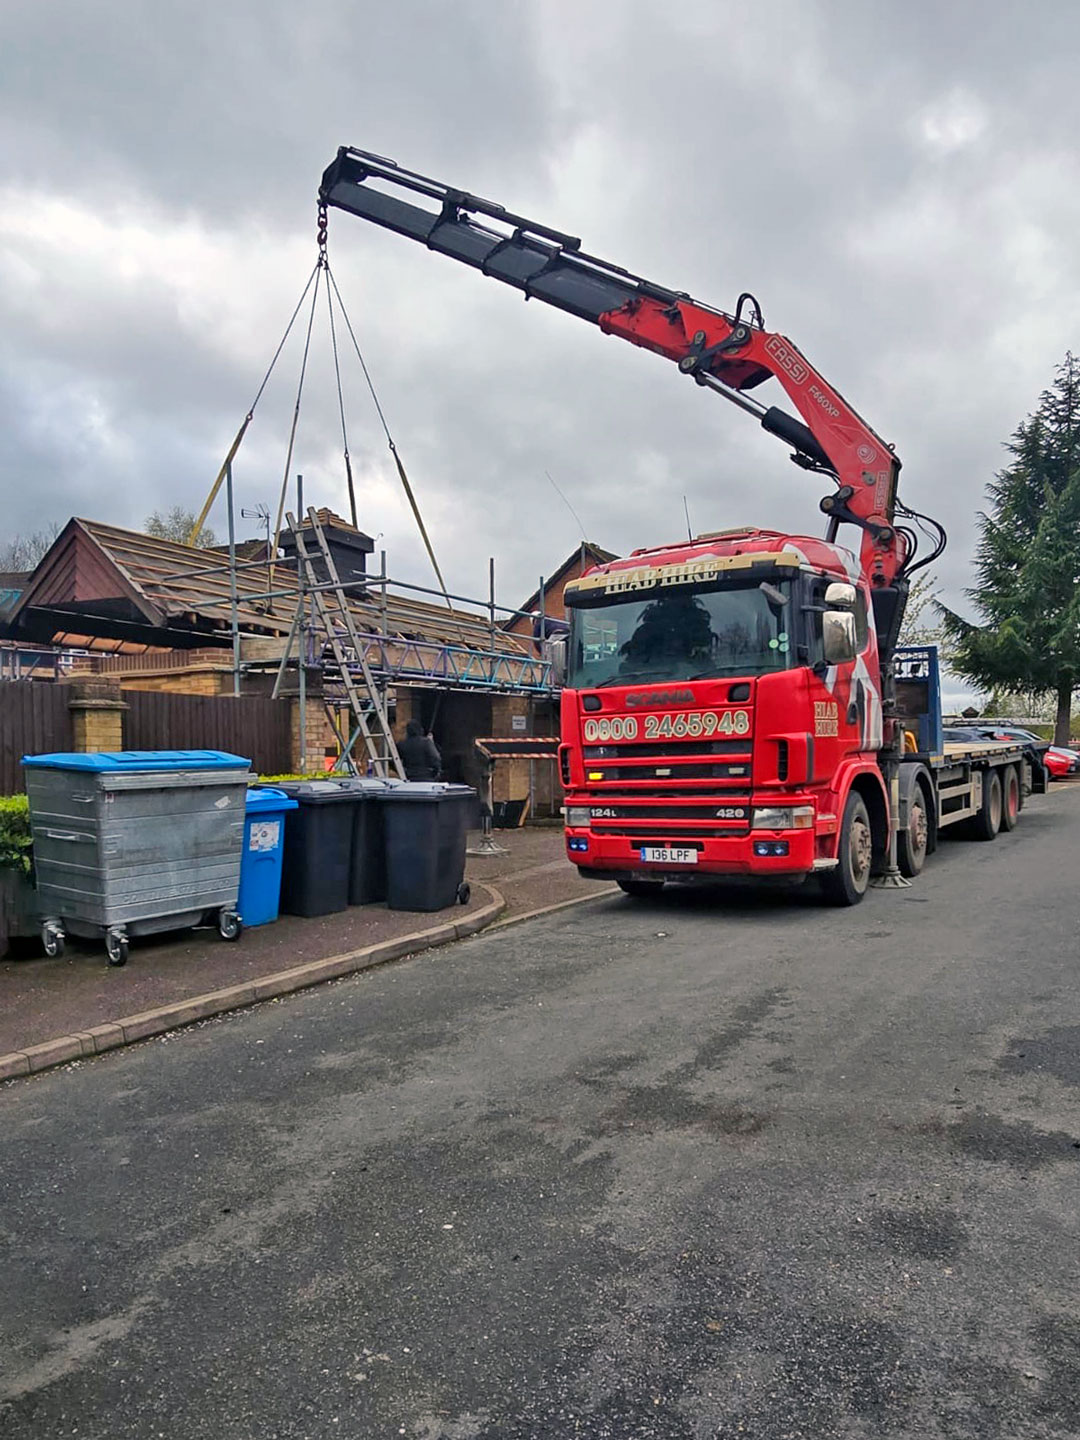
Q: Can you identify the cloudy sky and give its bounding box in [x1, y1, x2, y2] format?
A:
[3, 0, 1080, 678]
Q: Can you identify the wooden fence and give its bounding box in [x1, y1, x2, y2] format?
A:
[0, 682, 293, 792]
[0, 682, 73, 794]
[123, 691, 292, 775]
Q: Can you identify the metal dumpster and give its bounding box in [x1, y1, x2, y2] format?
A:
[22, 750, 253, 966]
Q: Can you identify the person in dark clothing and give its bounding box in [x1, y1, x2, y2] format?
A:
[399, 718, 441, 781]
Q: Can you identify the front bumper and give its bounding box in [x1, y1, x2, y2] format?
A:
[565, 825, 819, 881]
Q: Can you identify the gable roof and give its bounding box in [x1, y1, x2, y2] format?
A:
[514, 542, 618, 616]
[2, 517, 538, 665]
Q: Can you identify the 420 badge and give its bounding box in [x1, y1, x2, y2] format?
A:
[582, 709, 750, 743]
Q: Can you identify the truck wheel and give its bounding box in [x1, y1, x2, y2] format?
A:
[1000, 766, 1021, 831]
[821, 793, 872, 906]
[617, 879, 665, 898]
[898, 784, 929, 878]
[971, 771, 1002, 841]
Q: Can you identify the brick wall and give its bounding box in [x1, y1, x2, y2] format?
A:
[116, 668, 232, 696]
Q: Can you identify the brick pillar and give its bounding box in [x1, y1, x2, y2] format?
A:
[66, 680, 128, 753]
[288, 667, 332, 773]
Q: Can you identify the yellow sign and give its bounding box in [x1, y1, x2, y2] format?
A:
[565, 550, 803, 600]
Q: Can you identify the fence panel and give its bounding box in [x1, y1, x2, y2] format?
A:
[0, 682, 74, 794]
[123, 691, 293, 774]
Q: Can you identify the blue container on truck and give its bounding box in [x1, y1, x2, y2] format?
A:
[22, 749, 252, 966]
[239, 787, 298, 926]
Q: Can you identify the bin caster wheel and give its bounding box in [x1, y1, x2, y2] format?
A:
[42, 925, 65, 959]
[457, 882, 471, 906]
[106, 931, 129, 967]
[218, 910, 243, 942]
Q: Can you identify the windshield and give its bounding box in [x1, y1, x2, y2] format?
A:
[567, 579, 794, 689]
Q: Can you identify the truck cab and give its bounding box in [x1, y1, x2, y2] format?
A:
[560, 528, 889, 898]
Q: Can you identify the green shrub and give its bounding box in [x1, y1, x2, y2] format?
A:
[253, 773, 328, 785]
[0, 795, 32, 875]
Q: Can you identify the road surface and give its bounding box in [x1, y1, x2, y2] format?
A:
[3, 790, 1080, 1437]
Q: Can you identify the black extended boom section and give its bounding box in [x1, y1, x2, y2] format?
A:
[320, 147, 696, 326]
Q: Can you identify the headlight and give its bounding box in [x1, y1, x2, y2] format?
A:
[565, 806, 591, 827]
[751, 805, 814, 830]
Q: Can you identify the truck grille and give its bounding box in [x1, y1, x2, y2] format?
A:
[584, 739, 749, 759]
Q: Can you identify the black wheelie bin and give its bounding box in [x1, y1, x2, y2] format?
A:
[376, 782, 476, 912]
[320, 776, 402, 905]
[275, 780, 357, 917]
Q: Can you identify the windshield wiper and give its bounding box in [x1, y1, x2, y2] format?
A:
[591, 671, 659, 687]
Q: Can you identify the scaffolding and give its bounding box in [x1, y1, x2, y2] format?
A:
[138, 500, 564, 776]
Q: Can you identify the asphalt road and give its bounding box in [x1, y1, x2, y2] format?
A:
[3, 790, 1080, 1439]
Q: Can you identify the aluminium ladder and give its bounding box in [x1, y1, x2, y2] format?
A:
[286, 508, 405, 780]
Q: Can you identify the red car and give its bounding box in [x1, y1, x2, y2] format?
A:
[1043, 747, 1079, 779]
[978, 726, 1079, 780]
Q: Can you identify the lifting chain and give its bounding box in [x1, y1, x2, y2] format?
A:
[317, 202, 329, 267]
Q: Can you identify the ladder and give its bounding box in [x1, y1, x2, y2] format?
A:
[286, 508, 405, 779]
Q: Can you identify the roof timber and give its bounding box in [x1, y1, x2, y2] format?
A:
[1, 517, 548, 685]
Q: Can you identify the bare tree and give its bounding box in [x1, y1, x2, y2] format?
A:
[0, 524, 62, 574]
[145, 507, 218, 548]
[898, 571, 952, 660]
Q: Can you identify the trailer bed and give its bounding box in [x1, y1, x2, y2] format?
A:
[940, 740, 1025, 764]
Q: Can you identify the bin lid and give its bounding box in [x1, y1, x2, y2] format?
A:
[274, 779, 367, 804]
[322, 778, 404, 794]
[374, 782, 476, 802]
[246, 786, 300, 813]
[22, 749, 252, 772]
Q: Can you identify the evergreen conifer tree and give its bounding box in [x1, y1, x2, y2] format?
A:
[940, 353, 1080, 743]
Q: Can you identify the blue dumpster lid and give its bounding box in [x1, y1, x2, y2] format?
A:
[22, 749, 252, 772]
[246, 786, 299, 812]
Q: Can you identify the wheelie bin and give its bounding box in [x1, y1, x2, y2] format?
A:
[325, 777, 403, 905]
[376, 782, 476, 912]
[22, 749, 252, 965]
[275, 780, 357, 917]
[239, 787, 298, 926]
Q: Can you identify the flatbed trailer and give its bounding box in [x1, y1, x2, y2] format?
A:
[892, 648, 1041, 875]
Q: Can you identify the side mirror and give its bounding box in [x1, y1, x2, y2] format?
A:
[824, 581, 857, 608]
[823, 609, 858, 664]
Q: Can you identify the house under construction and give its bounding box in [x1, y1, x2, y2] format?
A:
[1, 509, 563, 809]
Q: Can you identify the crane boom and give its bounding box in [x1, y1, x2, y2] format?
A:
[320, 146, 941, 651]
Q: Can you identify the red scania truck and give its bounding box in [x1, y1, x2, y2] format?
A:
[321, 147, 1035, 904]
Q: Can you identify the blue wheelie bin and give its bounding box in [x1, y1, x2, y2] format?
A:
[239, 788, 298, 926]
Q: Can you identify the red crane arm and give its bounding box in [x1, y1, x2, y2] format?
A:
[321, 147, 927, 596]
[596, 295, 905, 588]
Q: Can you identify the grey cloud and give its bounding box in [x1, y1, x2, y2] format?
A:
[2, 0, 1079, 640]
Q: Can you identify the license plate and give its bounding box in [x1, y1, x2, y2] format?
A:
[640, 846, 698, 865]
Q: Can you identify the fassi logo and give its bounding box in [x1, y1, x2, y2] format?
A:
[625, 688, 694, 708]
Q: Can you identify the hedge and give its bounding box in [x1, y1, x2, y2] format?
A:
[0, 795, 32, 875]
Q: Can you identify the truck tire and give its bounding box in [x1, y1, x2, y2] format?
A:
[971, 770, 1002, 841]
[1000, 765, 1021, 831]
[898, 783, 930, 878]
[821, 792, 872, 906]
